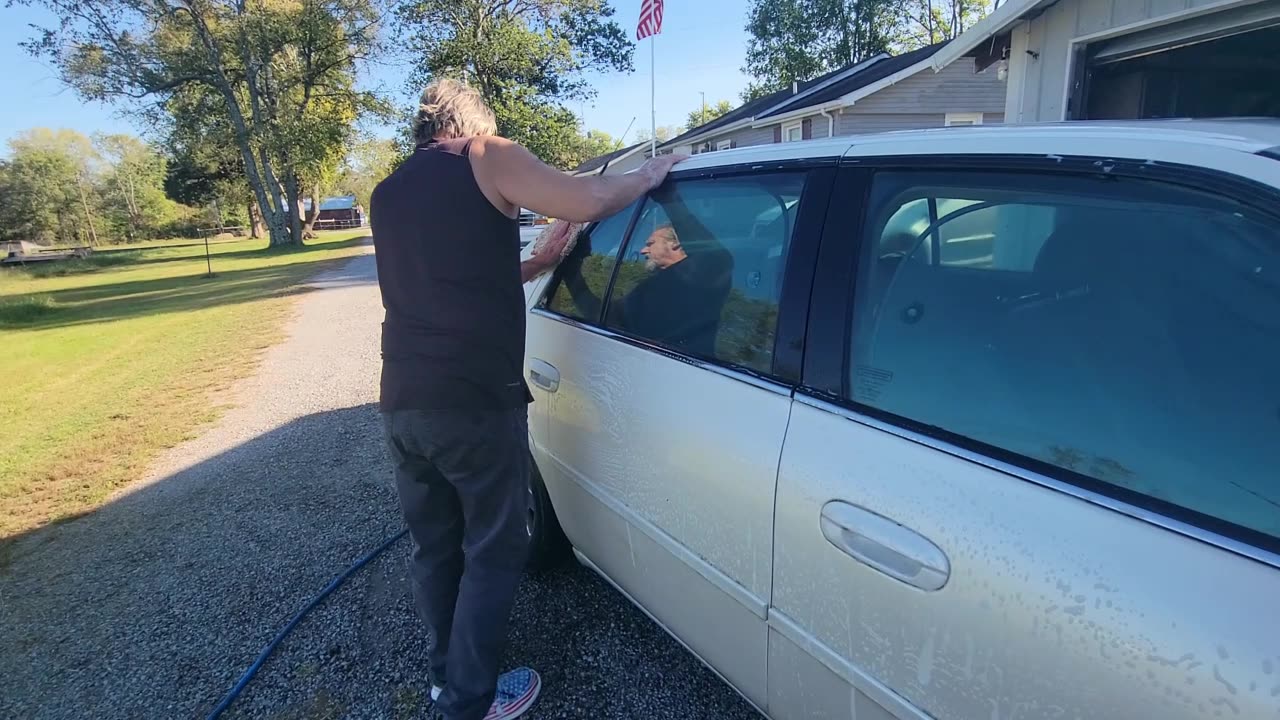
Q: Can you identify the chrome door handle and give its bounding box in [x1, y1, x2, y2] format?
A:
[820, 501, 950, 592]
[528, 358, 560, 393]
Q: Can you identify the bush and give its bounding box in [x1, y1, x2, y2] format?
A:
[152, 202, 205, 240]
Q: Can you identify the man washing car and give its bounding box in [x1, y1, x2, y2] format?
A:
[369, 78, 683, 720]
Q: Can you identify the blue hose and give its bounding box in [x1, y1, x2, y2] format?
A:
[205, 528, 410, 720]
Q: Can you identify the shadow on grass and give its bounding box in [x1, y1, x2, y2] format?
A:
[3, 253, 136, 279]
[101, 235, 374, 270]
[0, 250, 375, 330]
[1, 236, 372, 280]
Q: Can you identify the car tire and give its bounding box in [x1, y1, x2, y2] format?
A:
[526, 459, 570, 573]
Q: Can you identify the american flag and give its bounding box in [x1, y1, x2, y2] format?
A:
[636, 0, 664, 40]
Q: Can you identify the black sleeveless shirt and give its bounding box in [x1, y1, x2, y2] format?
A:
[370, 138, 531, 411]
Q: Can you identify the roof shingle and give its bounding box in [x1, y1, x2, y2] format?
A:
[661, 41, 952, 147]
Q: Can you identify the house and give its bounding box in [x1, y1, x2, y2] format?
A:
[928, 0, 1280, 123]
[571, 142, 649, 176]
[301, 195, 365, 229]
[657, 41, 1006, 157]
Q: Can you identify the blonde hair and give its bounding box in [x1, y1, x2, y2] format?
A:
[413, 79, 498, 143]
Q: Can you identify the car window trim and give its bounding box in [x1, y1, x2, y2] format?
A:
[773, 166, 835, 381]
[529, 307, 793, 396]
[803, 155, 1280, 561]
[667, 156, 839, 182]
[841, 153, 1280, 219]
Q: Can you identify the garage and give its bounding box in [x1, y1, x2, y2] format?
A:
[929, 0, 1280, 125]
[1077, 3, 1280, 120]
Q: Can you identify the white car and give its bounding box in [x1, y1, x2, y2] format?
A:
[521, 121, 1280, 720]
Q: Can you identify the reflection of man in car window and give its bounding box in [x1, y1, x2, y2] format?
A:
[615, 223, 733, 357]
[561, 207, 733, 358]
[641, 224, 685, 270]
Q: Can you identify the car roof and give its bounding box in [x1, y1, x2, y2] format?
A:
[671, 119, 1280, 172]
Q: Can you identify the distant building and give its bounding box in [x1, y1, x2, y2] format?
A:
[929, 0, 1280, 122]
[660, 41, 1005, 158]
[301, 195, 366, 229]
[571, 42, 1008, 177]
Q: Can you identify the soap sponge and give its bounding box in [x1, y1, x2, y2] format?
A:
[529, 220, 583, 269]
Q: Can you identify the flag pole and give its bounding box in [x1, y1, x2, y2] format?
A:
[650, 34, 657, 157]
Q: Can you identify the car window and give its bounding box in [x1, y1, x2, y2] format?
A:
[603, 173, 806, 373]
[543, 204, 635, 322]
[849, 170, 1280, 541]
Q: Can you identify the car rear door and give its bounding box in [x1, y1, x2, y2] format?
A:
[527, 163, 834, 710]
[769, 156, 1280, 720]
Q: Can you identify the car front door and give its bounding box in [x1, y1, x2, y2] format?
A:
[770, 158, 1280, 719]
[528, 165, 832, 710]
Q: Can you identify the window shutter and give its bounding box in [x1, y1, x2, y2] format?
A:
[773, 126, 782, 144]
[802, 118, 813, 140]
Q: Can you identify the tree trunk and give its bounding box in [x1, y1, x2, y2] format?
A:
[283, 173, 304, 246]
[218, 83, 290, 247]
[249, 201, 266, 238]
[255, 147, 295, 247]
[75, 172, 100, 246]
[302, 183, 321, 238]
[188, 5, 290, 250]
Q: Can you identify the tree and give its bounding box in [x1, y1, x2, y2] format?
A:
[896, 0, 992, 49]
[686, 100, 735, 131]
[742, 0, 902, 100]
[18, 0, 387, 247]
[397, 0, 634, 169]
[0, 129, 101, 246]
[571, 129, 622, 166]
[634, 125, 682, 144]
[160, 84, 260, 236]
[0, 128, 195, 245]
[335, 135, 399, 209]
[94, 134, 174, 241]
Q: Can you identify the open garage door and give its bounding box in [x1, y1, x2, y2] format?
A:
[1076, 3, 1280, 120]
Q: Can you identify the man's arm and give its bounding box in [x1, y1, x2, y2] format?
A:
[471, 137, 684, 223]
[519, 220, 573, 283]
[521, 257, 551, 284]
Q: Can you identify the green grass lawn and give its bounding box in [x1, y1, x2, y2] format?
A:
[0, 231, 372, 541]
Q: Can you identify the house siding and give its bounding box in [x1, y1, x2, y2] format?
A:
[700, 124, 779, 151]
[1013, 0, 1233, 122]
[672, 53, 1009, 152]
[836, 112, 948, 134]
[842, 57, 1005, 115]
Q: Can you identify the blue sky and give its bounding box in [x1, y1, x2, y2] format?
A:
[0, 0, 752, 150]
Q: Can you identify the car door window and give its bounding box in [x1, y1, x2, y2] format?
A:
[543, 203, 635, 322]
[603, 173, 805, 373]
[850, 170, 1280, 541]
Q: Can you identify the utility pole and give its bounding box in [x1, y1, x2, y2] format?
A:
[700, 91, 706, 125]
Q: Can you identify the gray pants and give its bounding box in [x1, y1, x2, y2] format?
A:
[384, 408, 532, 720]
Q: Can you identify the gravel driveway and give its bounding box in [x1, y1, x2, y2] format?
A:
[0, 247, 759, 720]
